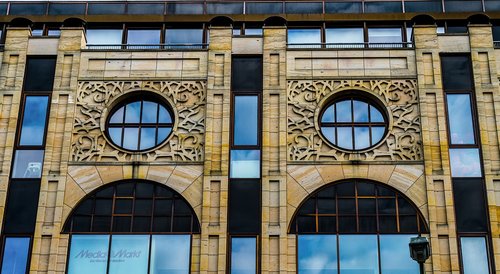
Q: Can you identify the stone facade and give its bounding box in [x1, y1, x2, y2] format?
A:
[0, 22, 499, 274]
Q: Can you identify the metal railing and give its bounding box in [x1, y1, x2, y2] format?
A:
[287, 42, 414, 49]
[85, 44, 208, 51]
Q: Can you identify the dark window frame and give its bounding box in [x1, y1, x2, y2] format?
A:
[0, 235, 33, 274]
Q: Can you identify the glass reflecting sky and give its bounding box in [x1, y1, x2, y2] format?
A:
[1, 237, 30, 274]
[109, 235, 149, 274]
[12, 150, 44, 178]
[127, 29, 160, 45]
[298, 235, 338, 274]
[288, 29, 321, 44]
[231, 237, 256, 274]
[326, 28, 364, 44]
[234, 96, 258, 146]
[446, 94, 475, 144]
[68, 235, 109, 274]
[449, 148, 482, 177]
[19, 96, 49, 146]
[230, 150, 260, 178]
[461, 237, 490, 274]
[339, 235, 379, 274]
[368, 28, 402, 43]
[86, 29, 122, 45]
[150, 235, 190, 274]
[379, 235, 419, 274]
[165, 29, 203, 44]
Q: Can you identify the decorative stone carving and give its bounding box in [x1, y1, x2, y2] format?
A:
[287, 80, 422, 161]
[71, 81, 206, 162]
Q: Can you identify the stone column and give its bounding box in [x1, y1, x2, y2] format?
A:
[200, 26, 232, 274]
[414, 24, 458, 273]
[468, 24, 500, 274]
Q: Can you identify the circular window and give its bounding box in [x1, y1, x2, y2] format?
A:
[106, 98, 174, 151]
[320, 95, 387, 151]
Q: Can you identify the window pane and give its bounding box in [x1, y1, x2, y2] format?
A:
[354, 127, 370, 150]
[207, 2, 243, 14]
[368, 28, 402, 43]
[285, 2, 323, 13]
[288, 29, 321, 45]
[86, 29, 123, 45]
[298, 235, 338, 274]
[166, 3, 204, 14]
[325, 2, 362, 13]
[441, 55, 473, 90]
[337, 127, 353, 150]
[19, 96, 49, 146]
[246, 2, 283, 14]
[234, 96, 258, 146]
[229, 180, 261, 234]
[127, 3, 164, 15]
[446, 94, 475, 144]
[449, 148, 482, 177]
[150, 235, 190, 274]
[158, 106, 172, 123]
[371, 127, 385, 144]
[49, 3, 86, 15]
[336, 100, 352, 122]
[10, 3, 46, 15]
[453, 178, 488, 232]
[125, 101, 141, 123]
[165, 29, 203, 44]
[12, 150, 44, 178]
[405, 1, 442, 12]
[353, 101, 369, 122]
[1, 237, 30, 274]
[445, 0, 482, 12]
[127, 29, 161, 45]
[68, 235, 109, 274]
[123, 128, 139, 150]
[339, 235, 379, 274]
[245, 29, 263, 36]
[380, 235, 419, 274]
[140, 128, 157, 150]
[88, 3, 125, 15]
[322, 127, 336, 144]
[230, 150, 260, 178]
[365, 2, 402, 13]
[24, 57, 57, 92]
[232, 57, 263, 91]
[461, 237, 490, 274]
[109, 235, 149, 274]
[231, 238, 257, 274]
[322, 105, 334, 122]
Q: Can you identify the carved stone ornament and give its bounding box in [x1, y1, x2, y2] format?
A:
[71, 81, 206, 162]
[288, 80, 422, 161]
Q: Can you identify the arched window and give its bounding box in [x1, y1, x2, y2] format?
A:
[290, 180, 428, 274]
[63, 180, 200, 274]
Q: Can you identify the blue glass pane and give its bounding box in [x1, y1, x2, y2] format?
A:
[246, 29, 263, 36]
[298, 235, 338, 274]
[365, 2, 402, 13]
[166, 3, 204, 14]
[110, 106, 124, 123]
[286, 2, 323, 13]
[368, 28, 403, 43]
[109, 128, 122, 146]
[86, 29, 123, 45]
[207, 3, 243, 14]
[404, 1, 442, 12]
[371, 127, 385, 144]
[123, 128, 139, 150]
[142, 102, 158, 123]
[231, 238, 256, 274]
[230, 150, 260, 178]
[165, 29, 203, 45]
[354, 127, 370, 149]
[127, 30, 161, 45]
[322, 105, 335, 122]
[158, 106, 172, 123]
[157, 128, 172, 144]
[246, 2, 283, 14]
[49, 3, 86, 15]
[322, 127, 336, 144]
[88, 3, 126, 15]
[353, 101, 369, 122]
[326, 28, 364, 44]
[461, 237, 490, 274]
[140, 128, 156, 150]
[370, 105, 384, 122]
[109, 235, 149, 274]
[325, 2, 362, 13]
[150, 235, 190, 274]
[1, 237, 30, 274]
[445, 1, 482, 12]
[234, 96, 258, 146]
[449, 148, 482, 177]
[288, 29, 321, 45]
[446, 94, 475, 144]
[10, 3, 46, 15]
[67, 235, 109, 274]
[339, 235, 379, 274]
[380, 235, 419, 274]
[337, 127, 353, 150]
[127, 3, 165, 15]
[336, 101, 352, 122]
[19, 96, 49, 146]
[12, 150, 44, 178]
[125, 102, 141, 123]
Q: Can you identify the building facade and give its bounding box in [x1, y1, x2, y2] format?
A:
[0, 1, 499, 273]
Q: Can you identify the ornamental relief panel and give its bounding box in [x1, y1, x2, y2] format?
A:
[71, 81, 206, 162]
[288, 79, 422, 161]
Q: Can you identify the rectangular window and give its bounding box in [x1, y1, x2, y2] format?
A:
[368, 28, 403, 44]
[298, 235, 338, 273]
[166, 3, 204, 14]
[12, 150, 45, 179]
[449, 148, 482, 177]
[3, 180, 40, 234]
[365, 2, 403, 13]
[127, 3, 165, 15]
[230, 237, 257, 274]
[325, 2, 362, 13]
[287, 29, 321, 48]
[404, 0, 442, 12]
[150, 235, 190, 274]
[0, 237, 30, 274]
[87, 3, 126, 15]
[206, 2, 243, 14]
[229, 180, 261, 233]
[441, 55, 473, 91]
[48, 3, 86, 15]
[446, 94, 475, 144]
[234, 96, 258, 146]
[67, 235, 110, 274]
[108, 235, 150, 274]
[246, 2, 283, 14]
[23, 57, 57, 92]
[230, 150, 260, 178]
[326, 28, 364, 44]
[165, 29, 203, 47]
[339, 235, 379, 273]
[86, 29, 123, 45]
[453, 179, 488, 232]
[127, 29, 161, 45]
[379, 235, 419, 273]
[231, 57, 263, 92]
[285, 2, 323, 13]
[461, 237, 490, 274]
[19, 96, 49, 146]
